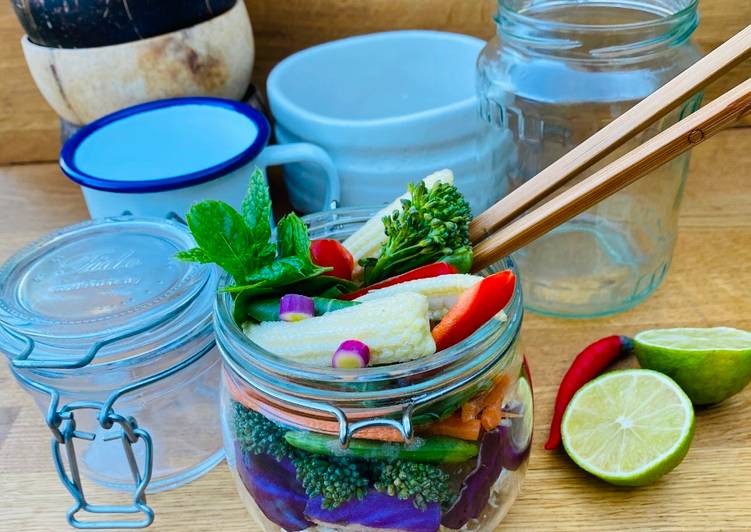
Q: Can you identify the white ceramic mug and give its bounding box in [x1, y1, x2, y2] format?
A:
[267, 30, 514, 214]
[60, 97, 340, 220]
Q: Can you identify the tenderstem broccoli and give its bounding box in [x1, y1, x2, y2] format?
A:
[295, 454, 370, 509]
[233, 402, 293, 460]
[360, 181, 473, 285]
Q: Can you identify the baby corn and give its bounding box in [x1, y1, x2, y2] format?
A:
[244, 292, 435, 366]
[356, 274, 482, 321]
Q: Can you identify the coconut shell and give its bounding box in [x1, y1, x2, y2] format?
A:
[11, 0, 237, 49]
[21, 1, 253, 125]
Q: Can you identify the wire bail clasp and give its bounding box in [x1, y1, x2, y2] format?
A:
[51, 405, 155, 529]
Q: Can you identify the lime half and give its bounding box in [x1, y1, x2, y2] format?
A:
[635, 327, 751, 405]
[561, 369, 694, 486]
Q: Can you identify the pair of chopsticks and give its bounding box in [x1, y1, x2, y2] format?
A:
[470, 24, 751, 273]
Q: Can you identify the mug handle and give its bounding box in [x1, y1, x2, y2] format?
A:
[255, 143, 340, 210]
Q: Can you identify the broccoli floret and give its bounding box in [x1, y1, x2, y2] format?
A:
[360, 182, 473, 285]
[233, 402, 369, 509]
[233, 402, 294, 460]
[373, 460, 454, 510]
[295, 454, 370, 509]
[234, 402, 456, 512]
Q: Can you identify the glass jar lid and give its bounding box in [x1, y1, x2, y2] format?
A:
[0, 216, 211, 364]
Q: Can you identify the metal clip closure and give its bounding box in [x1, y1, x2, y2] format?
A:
[10, 338, 215, 528]
[51, 405, 154, 529]
[223, 350, 500, 450]
[334, 403, 417, 447]
[223, 356, 427, 448]
[6, 315, 177, 370]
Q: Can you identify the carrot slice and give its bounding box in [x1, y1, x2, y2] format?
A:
[481, 374, 510, 410]
[225, 371, 405, 442]
[480, 404, 503, 431]
[461, 400, 482, 423]
[428, 413, 481, 441]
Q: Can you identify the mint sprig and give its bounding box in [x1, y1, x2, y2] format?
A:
[176, 168, 336, 323]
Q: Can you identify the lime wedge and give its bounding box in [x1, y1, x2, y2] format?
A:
[561, 369, 694, 486]
[635, 327, 751, 405]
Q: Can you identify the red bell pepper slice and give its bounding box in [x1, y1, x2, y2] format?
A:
[340, 262, 459, 301]
[431, 270, 516, 351]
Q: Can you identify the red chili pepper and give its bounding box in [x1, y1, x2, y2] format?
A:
[340, 262, 459, 300]
[544, 335, 633, 451]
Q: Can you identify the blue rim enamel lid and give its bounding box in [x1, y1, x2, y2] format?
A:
[0, 217, 213, 363]
[60, 97, 271, 194]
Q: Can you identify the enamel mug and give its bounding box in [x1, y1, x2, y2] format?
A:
[60, 97, 340, 220]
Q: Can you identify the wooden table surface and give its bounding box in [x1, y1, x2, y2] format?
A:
[1, 129, 750, 530]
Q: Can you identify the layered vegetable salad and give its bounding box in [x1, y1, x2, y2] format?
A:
[179, 169, 532, 531]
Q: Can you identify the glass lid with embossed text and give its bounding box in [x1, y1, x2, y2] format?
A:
[0, 215, 212, 366]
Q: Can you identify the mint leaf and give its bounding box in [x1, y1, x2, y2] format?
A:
[277, 213, 313, 260]
[175, 247, 212, 263]
[285, 275, 358, 298]
[228, 258, 329, 323]
[176, 170, 339, 324]
[242, 170, 275, 265]
[184, 200, 259, 282]
[224, 258, 329, 294]
[249, 256, 324, 284]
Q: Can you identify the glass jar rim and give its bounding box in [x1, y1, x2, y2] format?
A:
[495, 0, 700, 62]
[214, 206, 524, 405]
[497, 0, 699, 32]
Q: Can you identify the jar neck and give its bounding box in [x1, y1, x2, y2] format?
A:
[496, 0, 699, 62]
[215, 255, 523, 412]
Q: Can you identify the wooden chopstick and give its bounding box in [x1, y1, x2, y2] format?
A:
[471, 77, 751, 273]
[469, 23, 751, 245]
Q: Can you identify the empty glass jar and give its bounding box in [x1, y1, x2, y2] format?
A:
[477, 0, 703, 317]
[0, 217, 224, 528]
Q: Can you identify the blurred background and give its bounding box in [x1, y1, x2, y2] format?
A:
[1, 0, 749, 167]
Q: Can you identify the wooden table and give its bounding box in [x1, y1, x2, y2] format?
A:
[1, 129, 750, 530]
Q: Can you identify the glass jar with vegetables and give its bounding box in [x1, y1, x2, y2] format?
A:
[179, 169, 533, 531]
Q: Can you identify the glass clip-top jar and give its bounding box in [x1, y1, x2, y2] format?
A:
[216, 208, 534, 532]
[477, 0, 703, 317]
[0, 216, 224, 529]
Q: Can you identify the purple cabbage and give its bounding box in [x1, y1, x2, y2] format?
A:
[441, 427, 505, 529]
[305, 490, 441, 532]
[235, 444, 313, 531]
[441, 402, 533, 530]
[499, 421, 530, 471]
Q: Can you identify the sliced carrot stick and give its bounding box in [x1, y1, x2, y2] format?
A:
[481, 403, 503, 431]
[428, 413, 481, 441]
[481, 374, 510, 410]
[461, 400, 482, 423]
[225, 370, 405, 442]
